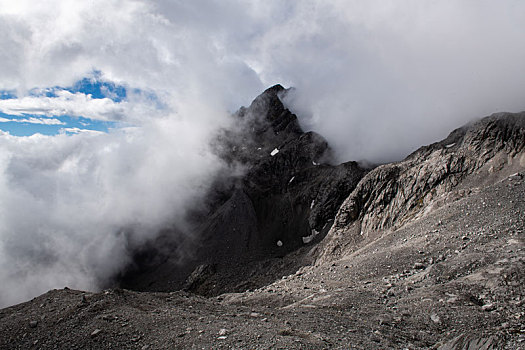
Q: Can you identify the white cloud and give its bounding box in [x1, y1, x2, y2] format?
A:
[0, 0, 264, 110]
[59, 127, 104, 134]
[247, 0, 525, 162]
[0, 91, 125, 121]
[0, 116, 65, 125]
[1, 0, 525, 306]
[2, 0, 523, 161]
[0, 106, 230, 307]
[21, 117, 65, 125]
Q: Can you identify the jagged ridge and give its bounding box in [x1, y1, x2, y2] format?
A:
[318, 112, 525, 263]
[120, 85, 368, 295]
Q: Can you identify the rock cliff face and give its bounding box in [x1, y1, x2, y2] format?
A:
[314, 112, 525, 265]
[323, 113, 525, 247]
[121, 85, 368, 294]
[214, 84, 367, 254]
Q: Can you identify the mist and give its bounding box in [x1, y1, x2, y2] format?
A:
[1, 0, 525, 306]
[0, 105, 233, 306]
[270, 1, 525, 163]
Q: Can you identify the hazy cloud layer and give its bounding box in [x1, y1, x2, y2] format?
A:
[1, 0, 525, 306]
[264, 1, 525, 162]
[0, 110, 228, 306]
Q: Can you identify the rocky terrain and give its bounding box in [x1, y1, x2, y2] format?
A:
[120, 85, 369, 296]
[0, 86, 524, 349]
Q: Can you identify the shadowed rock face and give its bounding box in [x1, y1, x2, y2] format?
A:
[120, 85, 368, 294]
[208, 85, 368, 258]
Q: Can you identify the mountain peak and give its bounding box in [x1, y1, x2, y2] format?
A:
[263, 84, 285, 94]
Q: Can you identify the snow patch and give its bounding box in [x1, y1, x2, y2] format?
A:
[312, 161, 319, 165]
[445, 143, 455, 148]
[288, 176, 295, 184]
[276, 240, 283, 247]
[310, 200, 315, 209]
[270, 148, 279, 156]
[302, 229, 319, 244]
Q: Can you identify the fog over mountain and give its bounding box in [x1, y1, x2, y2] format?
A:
[1, 0, 525, 307]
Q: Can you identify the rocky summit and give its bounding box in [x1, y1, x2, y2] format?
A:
[1, 86, 524, 349]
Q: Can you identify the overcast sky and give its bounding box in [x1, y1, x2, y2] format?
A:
[0, 0, 524, 307]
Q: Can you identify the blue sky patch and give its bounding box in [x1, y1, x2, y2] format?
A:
[0, 111, 118, 136]
[0, 72, 138, 136]
[0, 90, 17, 100]
[25, 71, 128, 102]
[67, 76, 127, 102]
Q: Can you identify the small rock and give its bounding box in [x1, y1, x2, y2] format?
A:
[29, 320, 38, 328]
[482, 303, 495, 311]
[91, 329, 101, 337]
[413, 262, 426, 269]
[218, 328, 228, 336]
[430, 314, 441, 323]
[379, 317, 391, 326]
[131, 335, 141, 342]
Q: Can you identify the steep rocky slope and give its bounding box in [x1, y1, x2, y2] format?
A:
[318, 112, 525, 263]
[0, 87, 524, 349]
[1, 174, 523, 349]
[120, 85, 368, 295]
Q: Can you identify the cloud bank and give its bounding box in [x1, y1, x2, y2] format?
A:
[1, 0, 525, 306]
[0, 107, 228, 306]
[267, 1, 525, 162]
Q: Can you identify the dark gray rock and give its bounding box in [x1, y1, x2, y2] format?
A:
[438, 334, 501, 350]
[120, 85, 368, 295]
[331, 112, 525, 234]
